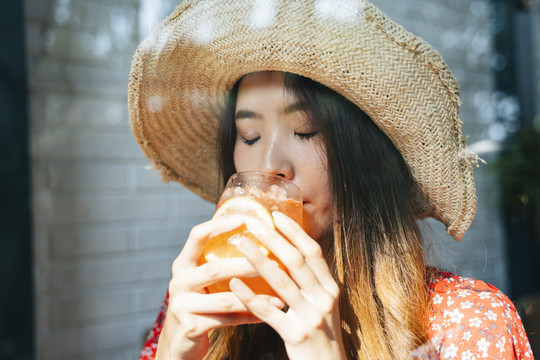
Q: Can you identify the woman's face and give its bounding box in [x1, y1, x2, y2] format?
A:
[233, 71, 333, 241]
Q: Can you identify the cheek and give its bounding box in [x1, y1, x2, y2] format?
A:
[297, 142, 328, 177]
[233, 140, 249, 172]
[297, 143, 333, 237]
[232, 146, 241, 171]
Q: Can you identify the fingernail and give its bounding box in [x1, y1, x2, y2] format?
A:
[244, 219, 263, 237]
[229, 277, 246, 293]
[272, 211, 287, 223]
[236, 236, 258, 255]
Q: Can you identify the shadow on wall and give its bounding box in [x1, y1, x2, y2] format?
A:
[516, 293, 540, 356]
[492, 125, 540, 354]
[1, 0, 32, 359]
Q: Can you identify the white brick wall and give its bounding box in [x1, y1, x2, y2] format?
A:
[27, 0, 533, 359]
[27, 0, 214, 359]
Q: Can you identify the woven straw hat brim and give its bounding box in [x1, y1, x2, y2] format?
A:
[128, 0, 479, 241]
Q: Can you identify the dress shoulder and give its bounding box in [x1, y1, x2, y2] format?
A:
[427, 271, 533, 359]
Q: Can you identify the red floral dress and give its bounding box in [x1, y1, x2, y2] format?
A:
[138, 272, 533, 359]
[426, 271, 533, 359]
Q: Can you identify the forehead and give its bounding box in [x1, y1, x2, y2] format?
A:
[236, 71, 294, 105]
[239, 71, 284, 88]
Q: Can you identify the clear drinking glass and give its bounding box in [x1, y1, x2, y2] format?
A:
[199, 171, 303, 295]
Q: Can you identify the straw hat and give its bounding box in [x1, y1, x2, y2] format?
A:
[128, 0, 480, 241]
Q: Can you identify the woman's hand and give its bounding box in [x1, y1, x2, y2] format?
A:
[156, 215, 283, 360]
[231, 211, 347, 360]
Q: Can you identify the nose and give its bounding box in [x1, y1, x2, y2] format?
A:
[260, 135, 294, 180]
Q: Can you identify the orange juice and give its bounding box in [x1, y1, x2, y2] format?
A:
[200, 182, 302, 296]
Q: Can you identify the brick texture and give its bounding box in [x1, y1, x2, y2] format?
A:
[26, 0, 537, 359]
[26, 0, 209, 359]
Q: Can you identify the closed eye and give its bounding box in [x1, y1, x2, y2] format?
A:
[295, 131, 319, 140]
[242, 136, 260, 145]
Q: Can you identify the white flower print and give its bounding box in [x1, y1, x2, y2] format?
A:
[478, 291, 491, 300]
[442, 343, 458, 358]
[449, 308, 464, 324]
[433, 294, 443, 304]
[461, 300, 474, 309]
[486, 309, 497, 321]
[442, 319, 450, 328]
[462, 349, 477, 360]
[477, 337, 490, 353]
[469, 317, 483, 327]
[496, 336, 506, 352]
[490, 300, 502, 308]
[462, 330, 472, 341]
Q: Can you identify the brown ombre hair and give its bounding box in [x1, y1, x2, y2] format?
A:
[207, 72, 431, 360]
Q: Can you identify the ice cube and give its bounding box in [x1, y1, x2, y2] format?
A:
[247, 185, 263, 199]
[268, 184, 287, 201]
[234, 186, 246, 197]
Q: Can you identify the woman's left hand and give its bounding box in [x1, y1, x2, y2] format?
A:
[230, 211, 347, 360]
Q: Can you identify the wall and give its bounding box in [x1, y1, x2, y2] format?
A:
[27, 0, 213, 359]
[26, 0, 532, 359]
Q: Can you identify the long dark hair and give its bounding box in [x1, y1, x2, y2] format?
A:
[209, 72, 429, 359]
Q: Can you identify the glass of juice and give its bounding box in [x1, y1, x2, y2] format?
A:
[199, 171, 303, 296]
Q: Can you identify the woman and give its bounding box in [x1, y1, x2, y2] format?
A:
[129, 1, 532, 359]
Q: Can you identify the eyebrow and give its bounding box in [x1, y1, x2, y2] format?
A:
[284, 101, 307, 114]
[234, 109, 260, 120]
[234, 101, 307, 120]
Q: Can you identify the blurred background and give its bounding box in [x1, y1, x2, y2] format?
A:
[1, 0, 539, 359]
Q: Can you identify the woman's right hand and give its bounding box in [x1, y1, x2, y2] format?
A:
[155, 216, 283, 360]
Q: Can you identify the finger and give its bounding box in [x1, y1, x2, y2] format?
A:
[173, 215, 244, 270]
[175, 311, 263, 340]
[273, 211, 339, 298]
[229, 278, 291, 334]
[235, 233, 310, 310]
[244, 217, 334, 307]
[172, 257, 259, 291]
[170, 292, 249, 314]
[170, 291, 282, 314]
